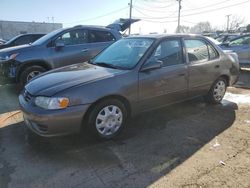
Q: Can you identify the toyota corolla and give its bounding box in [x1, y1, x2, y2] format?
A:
[19, 35, 239, 139]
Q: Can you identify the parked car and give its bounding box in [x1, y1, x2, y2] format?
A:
[220, 34, 250, 68]
[202, 32, 218, 39]
[0, 19, 139, 86]
[205, 36, 221, 45]
[0, 39, 7, 45]
[216, 34, 239, 44]
[0, 34, 45, 50]
[19, 34, 239, 139]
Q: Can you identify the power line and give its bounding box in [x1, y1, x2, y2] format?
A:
[134, 0, 250, 19]
[135, 0, 176, 9]
[64, 6, 128, 24]
[180, 0, 250, 17]
[133, 7, 177, 18]
[182, 0, 231, 12]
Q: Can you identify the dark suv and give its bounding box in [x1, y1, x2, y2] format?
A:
[0, 19, 139, 86]
[0, 34, 45, 50]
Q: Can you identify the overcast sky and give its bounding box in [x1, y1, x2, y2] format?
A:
[0, 0, 249, 33]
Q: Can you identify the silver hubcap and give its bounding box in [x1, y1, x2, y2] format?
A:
[27, 71, 41, 82]
[96, 105, 123, 136]
[213, 80, 226, 101]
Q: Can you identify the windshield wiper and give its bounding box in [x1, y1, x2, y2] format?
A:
[94, 62, 121, 69]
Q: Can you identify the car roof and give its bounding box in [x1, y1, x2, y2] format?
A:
[72, 25, 113, 31]
[126, 33, 205, 39]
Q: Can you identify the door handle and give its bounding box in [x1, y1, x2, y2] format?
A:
[81, 49, 89, 52]
[215, 65, 220, 68]
[178, 73, 185, 76]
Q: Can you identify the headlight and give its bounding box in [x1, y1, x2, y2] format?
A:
[5, 53, 19, 60]
[35, 96, 69, 110]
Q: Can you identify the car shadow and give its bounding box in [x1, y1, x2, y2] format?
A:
[0, 92, 237, 187]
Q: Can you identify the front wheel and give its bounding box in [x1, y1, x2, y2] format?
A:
[204, 77, 227, 104]
[19, 66, 46, 87]
[87, 99, 128, 140]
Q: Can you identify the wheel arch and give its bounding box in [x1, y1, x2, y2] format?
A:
[219, 74, 230, 86]
[82, 94, 132, 126]
[16, 61, 52, 82]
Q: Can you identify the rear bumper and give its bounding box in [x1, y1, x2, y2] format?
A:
[19, 94, 91, 137]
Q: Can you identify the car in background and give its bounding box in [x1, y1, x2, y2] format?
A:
[0, 19, 139, 86]
[19, 34, 239, 139]
[0, 39, 7, 45]
[205, 36, 221, 45]
[202, 32, 218, 39]
[216, 34, 239, 44]
[220, 34, 250, 68]
[0, 34, 45, 50]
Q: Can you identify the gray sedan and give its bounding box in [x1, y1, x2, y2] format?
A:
[19, 35, 239, 139]
[220, 34, 250, 68]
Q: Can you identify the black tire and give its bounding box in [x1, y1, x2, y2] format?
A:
[87, 99, 128, 140]
[19, 66, 46, 87]
[204, 77, 227, 104]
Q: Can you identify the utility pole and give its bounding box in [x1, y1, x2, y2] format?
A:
[176, 0, 182, 33]
[128, 0, 133, 35]
[226, 14, 231, 32]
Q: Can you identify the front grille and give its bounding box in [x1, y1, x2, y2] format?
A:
[23, 90, 32, 102]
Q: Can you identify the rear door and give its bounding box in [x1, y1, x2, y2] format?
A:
[138, 38, 188, 111]
[184, 38, 221, 97]
[88, 29, 116, 58]
[49, 28, 91, 68]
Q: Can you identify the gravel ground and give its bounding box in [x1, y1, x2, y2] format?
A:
[0, 71, 250, 188]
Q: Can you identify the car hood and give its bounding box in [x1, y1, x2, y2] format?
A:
[0, 44, 32, 53]
[25, 63, 125, 96]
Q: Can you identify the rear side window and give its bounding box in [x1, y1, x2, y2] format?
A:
[184, 39, 209, 62]
[153, 39, 183, 67]
[89, 30, 116, 43]
[55, 29, 88, 46]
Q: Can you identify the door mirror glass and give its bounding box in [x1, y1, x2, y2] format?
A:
[141, 58, 163, 72]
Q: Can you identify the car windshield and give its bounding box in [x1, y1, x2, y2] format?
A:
[5, 35, 20, 45]
[32, 28, 65, 45]
[91, 38, 154, 69]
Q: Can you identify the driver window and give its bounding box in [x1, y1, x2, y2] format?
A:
[55, 29, 88, 46]
[152, 39, 183, 67]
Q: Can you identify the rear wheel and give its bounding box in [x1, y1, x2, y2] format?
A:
[20, 66, 46, 86]
[204, 77, 227, 104]
[87, 99, 128, 140]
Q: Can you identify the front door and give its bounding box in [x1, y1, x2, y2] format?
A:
[138, 38, 188, 111]
[49, 29, 91, 68]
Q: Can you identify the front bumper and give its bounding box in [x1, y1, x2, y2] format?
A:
[0, 59, 17, 82]
[19, 94, 91, 137]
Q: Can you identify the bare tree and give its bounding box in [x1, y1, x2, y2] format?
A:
[229, 15, 245, 31]
[190, 22, 212, 34]
[176, 25, 190, 33]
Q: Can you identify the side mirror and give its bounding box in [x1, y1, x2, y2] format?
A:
[55, 40, 65, 50]
[140, 59, 163, 72]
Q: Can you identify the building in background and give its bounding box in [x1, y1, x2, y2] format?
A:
[0, 20, 63, 40]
